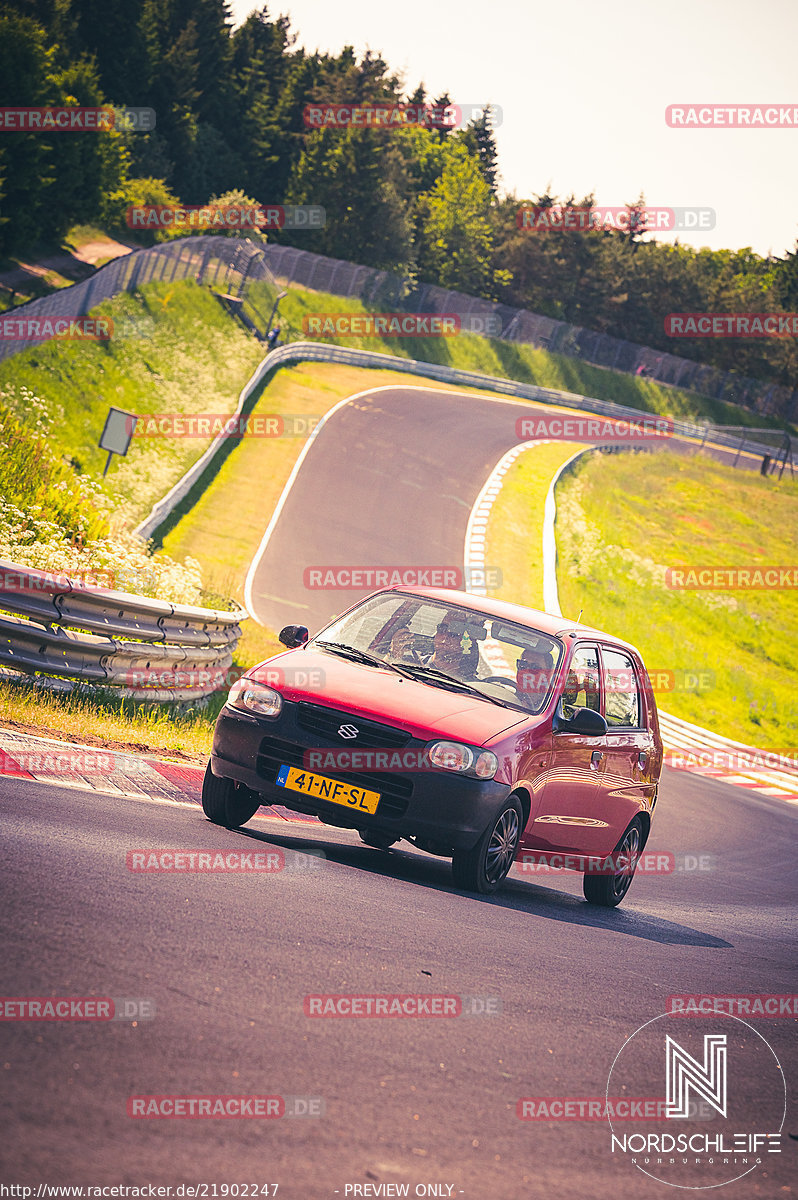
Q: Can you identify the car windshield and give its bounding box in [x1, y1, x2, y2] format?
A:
[313, 591, 563, 712]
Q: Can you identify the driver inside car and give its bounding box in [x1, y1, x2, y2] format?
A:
[516, 647, 555, 711]
[388, 626, 423, 662]
[427, 621, 479, 677]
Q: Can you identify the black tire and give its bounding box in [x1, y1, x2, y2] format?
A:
[583, 817, 643, 907]
[359, 831, 399, 851]
[451, 796, 523, 894]
[201, 763, 261, 828]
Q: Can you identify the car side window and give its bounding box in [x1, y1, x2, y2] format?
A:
[562, 645, 601, 714]
[601, 649, 641, 728]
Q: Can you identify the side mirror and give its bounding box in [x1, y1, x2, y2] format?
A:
[554, 706, 608, 737]
[279, 624, 309, 649]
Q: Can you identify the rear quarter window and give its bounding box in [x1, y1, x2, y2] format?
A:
[601, 648, 642, 728]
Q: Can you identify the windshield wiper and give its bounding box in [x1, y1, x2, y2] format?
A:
[393, 662, 507, 706]
[315, 641, 409, 677]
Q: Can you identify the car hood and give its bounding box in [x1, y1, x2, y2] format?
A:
[249, 648, 531, 745]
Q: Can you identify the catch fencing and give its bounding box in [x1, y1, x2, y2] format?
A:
[0, 236, 278, 361]
[262, 243, 798, 422]
[2, 234, 793, 420]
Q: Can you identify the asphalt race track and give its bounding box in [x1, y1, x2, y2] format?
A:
[246, 385, 768, 636]
[3, 383, 796, 1196]
[1, 768, 796, 1196]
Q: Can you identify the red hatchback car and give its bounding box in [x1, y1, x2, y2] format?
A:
[203, 587, 663, 903]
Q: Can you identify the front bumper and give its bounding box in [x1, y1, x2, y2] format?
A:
[210, 698, 510, 852]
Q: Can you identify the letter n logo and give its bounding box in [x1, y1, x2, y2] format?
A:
[665, 1034, 727, 1118]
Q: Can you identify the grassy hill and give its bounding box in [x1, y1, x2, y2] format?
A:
[486, 446, 798, 747]
[1, 259, 795, 753]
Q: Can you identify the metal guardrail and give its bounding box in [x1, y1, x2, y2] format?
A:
[3, 344, 785, 699]
[0, 560, 246, 701]
[3, 232, 793, 420]
[134, 341, 794, 544]
[263, 243, 798, 422]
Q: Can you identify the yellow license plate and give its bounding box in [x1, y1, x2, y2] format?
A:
[275, 764, 380, 815]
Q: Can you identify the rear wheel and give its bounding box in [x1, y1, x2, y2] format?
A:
[451, 796, 523, 894]
[583, 817, 643, 907]
[359, 831, 399, 851]
[201, 763, 261, 828]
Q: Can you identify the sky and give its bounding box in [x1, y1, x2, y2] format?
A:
[229, 0, 797, 259]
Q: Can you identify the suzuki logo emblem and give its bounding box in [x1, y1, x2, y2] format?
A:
[337, 724, 359, 739]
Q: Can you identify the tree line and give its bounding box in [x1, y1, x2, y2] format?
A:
[1, 0, 796, 393]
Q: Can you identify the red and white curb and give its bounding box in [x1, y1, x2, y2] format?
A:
[658, 712, 798, 804]
[0, 729, 318, 823]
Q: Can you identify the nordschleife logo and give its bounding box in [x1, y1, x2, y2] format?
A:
[606, 1013, 785, 1189]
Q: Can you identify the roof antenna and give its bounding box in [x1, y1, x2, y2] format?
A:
[576, 609, 583, 624]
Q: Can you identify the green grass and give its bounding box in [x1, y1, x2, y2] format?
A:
[0, 677, 221, 761]
[274, 284, 794, 431]
[0, 280, 272, 524]
[483, 442, 591, 609]
[2, 250, 794, 753]
[550, 450, 798, 746]
[2, 271, 789, 542]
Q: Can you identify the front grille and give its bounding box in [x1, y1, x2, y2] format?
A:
[256, 734, 411, 818]
[296, 701, 412, 749]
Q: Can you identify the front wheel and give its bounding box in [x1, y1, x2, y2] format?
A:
[451, 796, 523, 894]
[201, 763, 261, 828]
[583, 817, 643, 907]
[359, 831, 399, 851]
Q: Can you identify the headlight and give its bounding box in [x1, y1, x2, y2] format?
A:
[227, 678, 282, 718]
[474, 750, 499, 779]
[428, 741, 498, 780]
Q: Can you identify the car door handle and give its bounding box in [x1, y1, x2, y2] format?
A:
[591, 750, 604, 768]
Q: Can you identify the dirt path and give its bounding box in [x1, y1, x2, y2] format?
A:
[0, 236, 136, 294]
